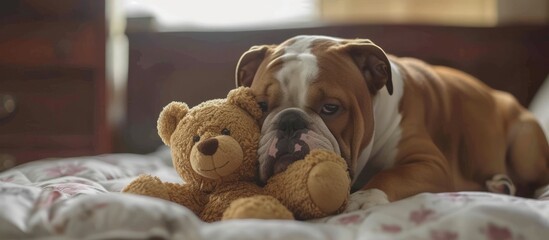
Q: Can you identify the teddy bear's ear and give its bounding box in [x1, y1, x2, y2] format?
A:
[227, 87, 262, 121]
[157, 101, 189, 146]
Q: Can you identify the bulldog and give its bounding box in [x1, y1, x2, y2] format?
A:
[234, 35, 549, 210]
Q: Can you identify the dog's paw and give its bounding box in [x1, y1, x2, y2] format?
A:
[485, 174, 516, 196]
[535, 185, 549, 200]
[344, 188, 389, 213]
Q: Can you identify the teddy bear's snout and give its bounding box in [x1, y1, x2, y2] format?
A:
[198, 138, 219, 156]
[190, 135, 245, 179]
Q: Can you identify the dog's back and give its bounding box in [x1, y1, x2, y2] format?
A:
[393, 56, 549, 197]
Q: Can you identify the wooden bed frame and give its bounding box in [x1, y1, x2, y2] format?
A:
[124, 24, 549, 153]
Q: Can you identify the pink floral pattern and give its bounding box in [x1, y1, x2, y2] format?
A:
[435, 192, 473, 204]
[410, 205, 436, 224]
[46, 183, 92, 196]
[0, 176, 14, 182]
[0, 152, 548, 239]
[335, 214, 363, 225]
[37, 190, 63, 208]
[482, 223, 515, 240]
[431, 230, 458, 240]
[44, 163, 87, 178]
[381, 224, 402, 233]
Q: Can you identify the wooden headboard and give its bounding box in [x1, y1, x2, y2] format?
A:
[123, 24, 549, 153]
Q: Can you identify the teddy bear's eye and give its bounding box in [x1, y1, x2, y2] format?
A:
[193, 135, 200, 142]
[221, 128, 231, 136]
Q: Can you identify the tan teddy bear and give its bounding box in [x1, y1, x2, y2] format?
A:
[122, 87, 350, 222]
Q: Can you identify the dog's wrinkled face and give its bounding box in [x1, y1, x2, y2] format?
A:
[236, 35, 392, 183]
[258, 108, 341, 182]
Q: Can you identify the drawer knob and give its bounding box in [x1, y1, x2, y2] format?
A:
[0, 94, 16, 120]
[0, 154, 15, 171]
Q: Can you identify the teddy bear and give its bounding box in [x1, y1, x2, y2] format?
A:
[122, 87, 351, 222]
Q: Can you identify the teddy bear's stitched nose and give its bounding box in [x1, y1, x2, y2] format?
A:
[198, 138, 218, 156]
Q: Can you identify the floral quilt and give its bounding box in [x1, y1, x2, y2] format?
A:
[1, 148, 548, 240]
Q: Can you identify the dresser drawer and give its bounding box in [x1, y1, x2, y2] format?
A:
[0, 22, 100, 67]
[0, 67, 95, 137]
[0, 147, 95, 171]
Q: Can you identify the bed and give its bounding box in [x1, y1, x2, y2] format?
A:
[2, 24, 549, 239]
[1, 146, 549, 239]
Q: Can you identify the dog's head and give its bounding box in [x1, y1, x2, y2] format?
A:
[235, 35, 392, 182]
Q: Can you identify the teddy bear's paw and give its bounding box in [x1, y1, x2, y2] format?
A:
[122, 175, 170, 201]
[304, 149, 348, 166]
[306, 156, 351, 215]
[222, 195, 294, 220]
[344, 188, 389, 213]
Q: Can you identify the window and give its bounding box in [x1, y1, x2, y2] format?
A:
[124, 0, 318, 30]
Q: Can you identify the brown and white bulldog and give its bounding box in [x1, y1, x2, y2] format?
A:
[235, 35, 549, 211]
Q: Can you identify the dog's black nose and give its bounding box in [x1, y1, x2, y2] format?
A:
[278, 111, 307, 134]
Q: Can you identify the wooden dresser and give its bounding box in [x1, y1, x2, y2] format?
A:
[0, 0, 110, 170]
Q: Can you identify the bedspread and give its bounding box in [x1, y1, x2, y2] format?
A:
[1, 150, 548, 240]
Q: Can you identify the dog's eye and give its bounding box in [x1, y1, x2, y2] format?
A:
[193, 135, 200, 142]
[221, 128, 231, 135]
[320, 104, 339, 115]
[258, 101, 268, 112]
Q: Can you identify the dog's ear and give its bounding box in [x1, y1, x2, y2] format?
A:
[235, 45, 273, 87]
[341, 40, 393, 95]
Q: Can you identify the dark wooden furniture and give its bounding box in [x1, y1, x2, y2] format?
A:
[125, 24, 549, 154]
[0, 0, 109, 170]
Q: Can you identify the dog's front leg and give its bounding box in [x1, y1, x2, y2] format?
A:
[346, 156, 452, 212]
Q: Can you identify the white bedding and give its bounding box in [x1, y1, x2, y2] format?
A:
[1, 149, 548, 240]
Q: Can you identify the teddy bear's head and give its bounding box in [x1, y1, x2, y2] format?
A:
[157, 87, 263, 190]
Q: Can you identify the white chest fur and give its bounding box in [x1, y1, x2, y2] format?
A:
[352, 61, 404, 190]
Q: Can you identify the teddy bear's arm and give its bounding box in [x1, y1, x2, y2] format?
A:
[122, 175, 171, 200]
[264, 149, 351, 220]
[200, 182, 266, 222]
[164, 182, 208, 214]
[122, 175, 207, 215]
